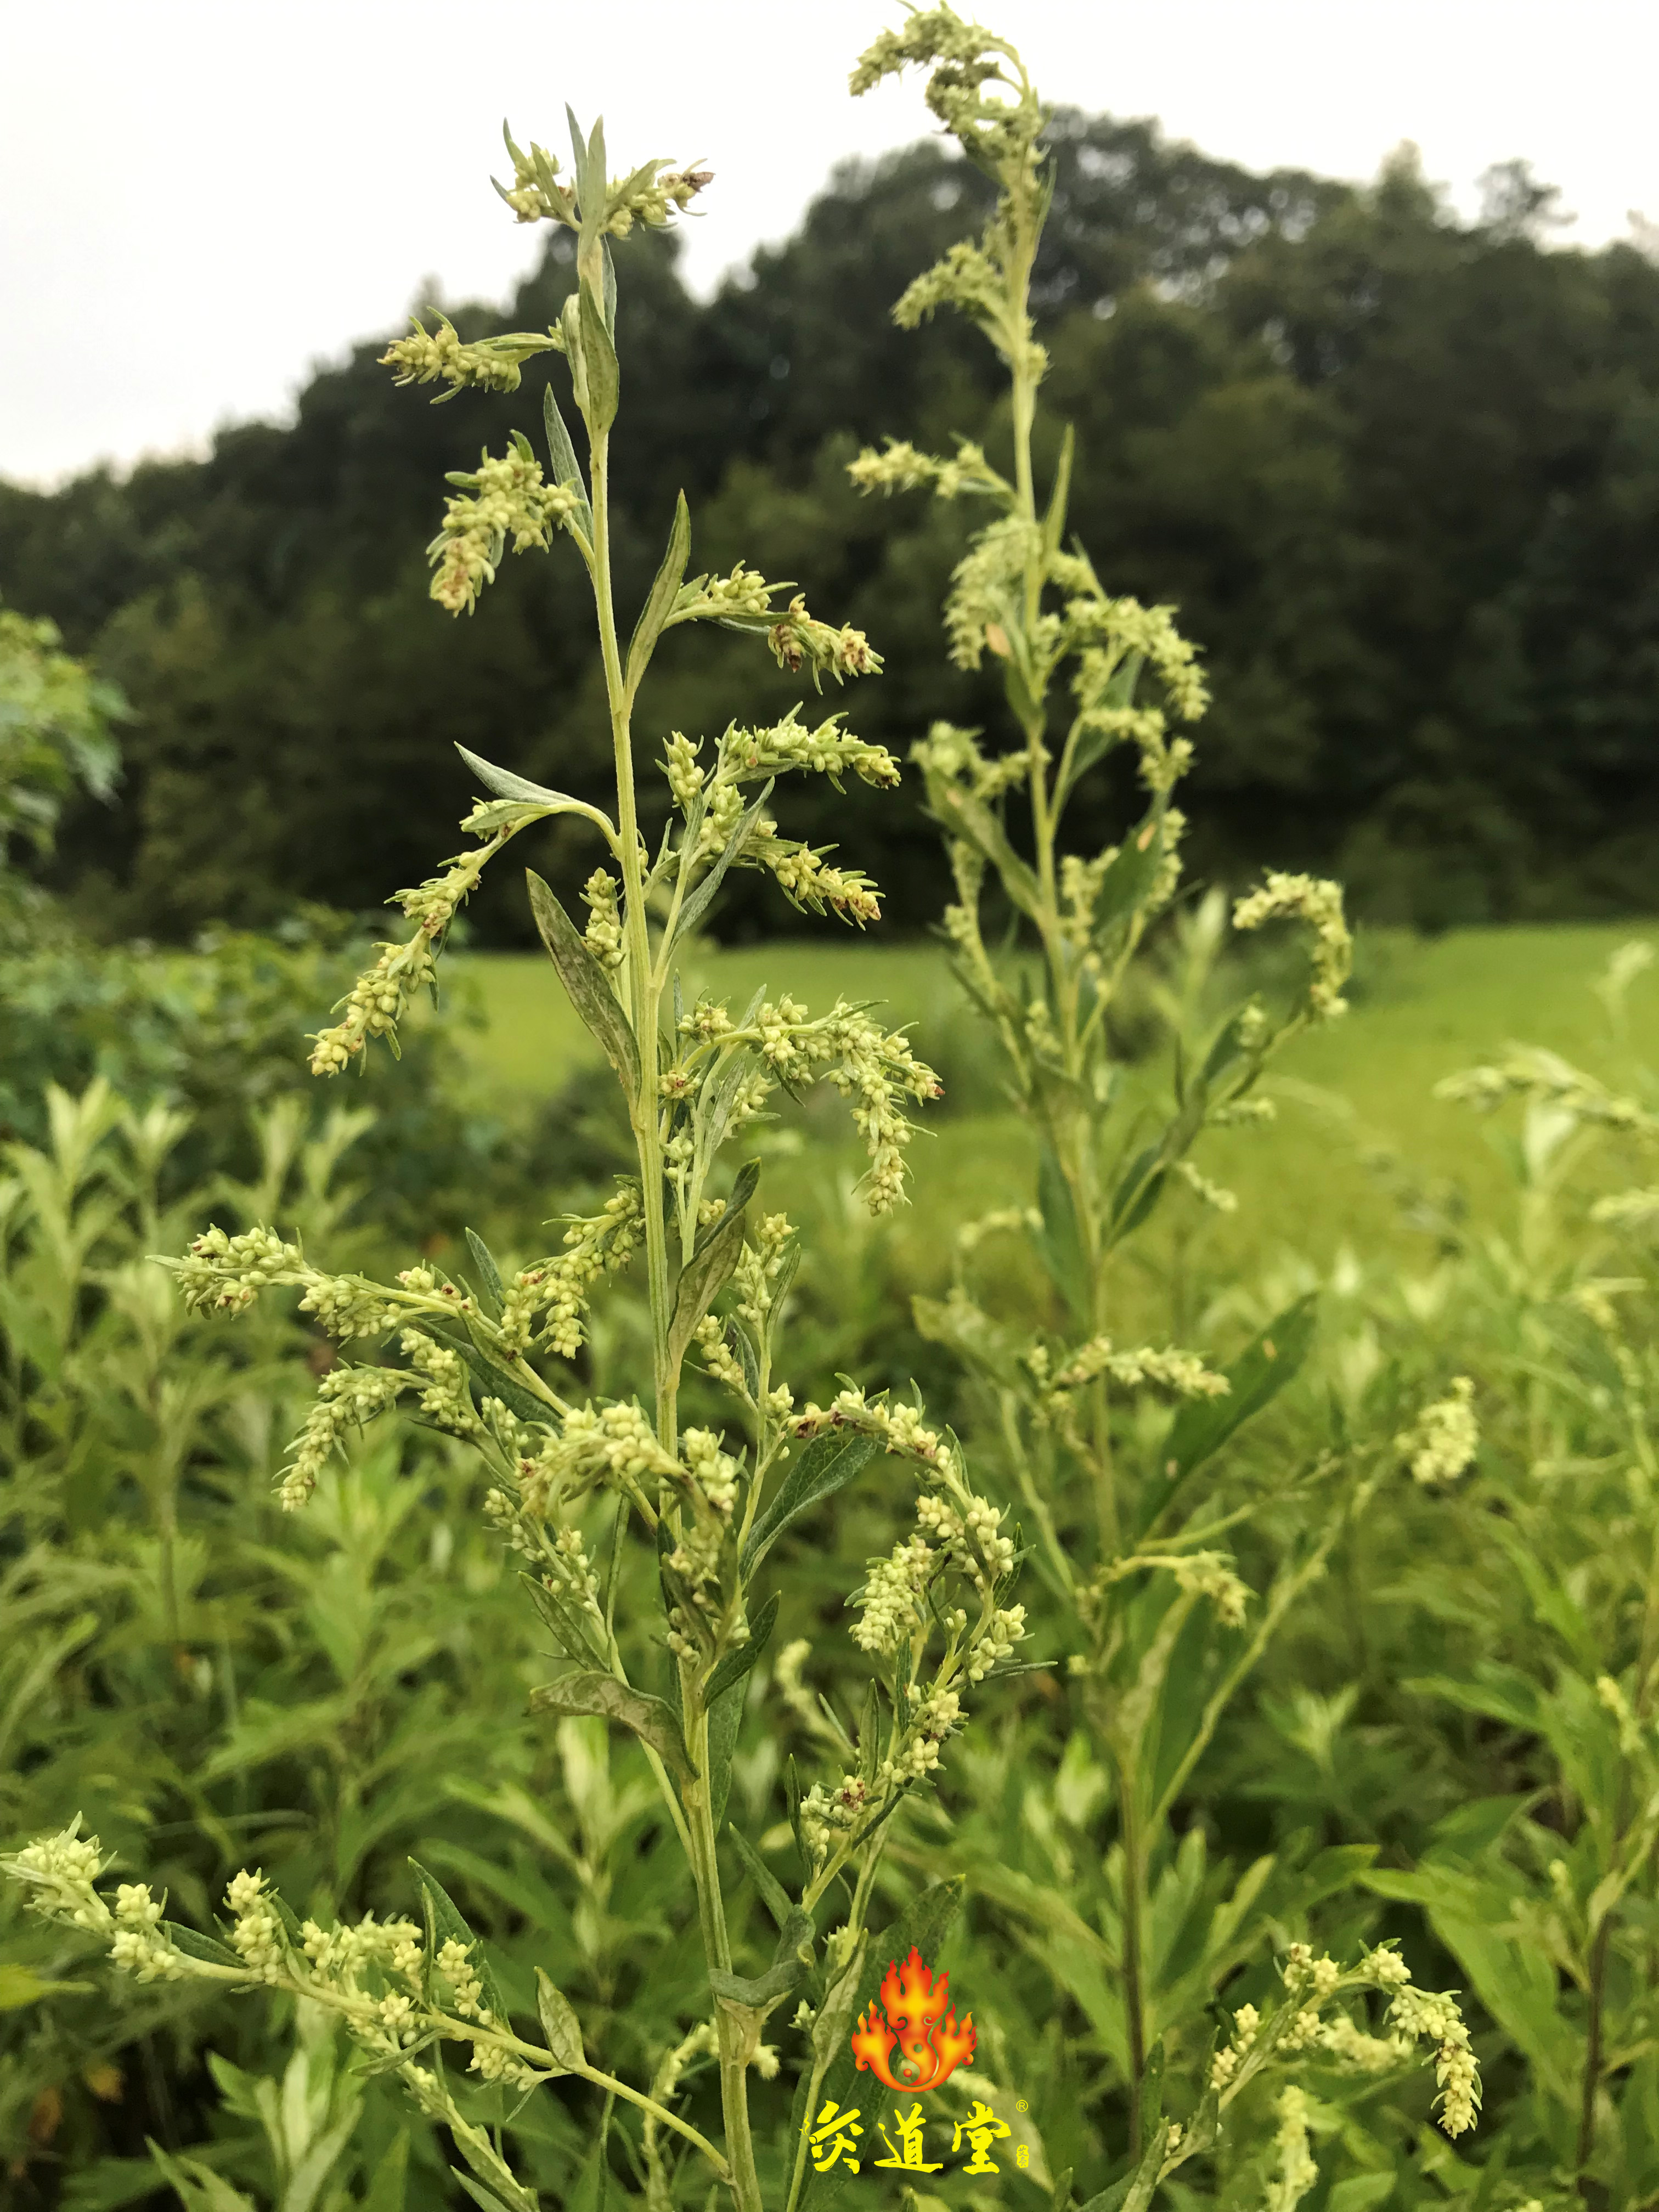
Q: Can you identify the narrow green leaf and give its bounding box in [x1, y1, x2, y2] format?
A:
[703, 1593, 778, 1831]
[1036, 1142, 1090, 1323]
[672, 786, 773, 949]
[666, 1161, 760, 1375]
[526, 869, 641, 1096]
[454, 746, 598, 826]
[529, 1669, 693, 1781]
[1057, 652, 1144, 810]
[930, 778, 1043, 921]
[566, 104, 594, 206]
[161, 1922, 246, 1971]
[362, 2131, 410, 2212]
[0, 1965, 92, 2009]
[451, 2174, 527, 2212]
[578, 280, 619, 432]
[542, 385, 590, 501]
[601, 238, 618, 334]
[1090, 808, 1165, 935]
[625, 490, 692, 695]
[465, 1228, 504, 1319]
[1041, 423, 1075, 563]
[421, 1321, 552, 1430]
[726, 1821, 795, 1931]
[709, 1906, 816, 2009]
[742, 1431, 880, 1572]
[1160, 1294, 1318, 1489]
[704, 1590, 781, 1707]
[408, 1859, 511, 2028]
[1107, 1143, 1168, 1240]
[535, 1967, 585, 2074]
[707, 1668, 744, 1832]
[146, 2144, 258, 2212]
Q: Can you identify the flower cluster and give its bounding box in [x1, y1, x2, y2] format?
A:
[428, 441, 583, 616]
[3, 1828, 566, 2106]
[308, 817, 538, 1073]
[1395, 1376, 1479, 1487]
[718, 708, 900, 791]
[1070, 595, 1210, 726]
[942, 515, 1040, 671]
[847, 437, 1009, 504]
[379, 312, 558, 402]
[662, 997, 939, 1215]
[495, 125, 711, 235]
[172, 1223, 303, 1314]
[1052, 1336, 1230, 1398]
[582, 867, 625, 967]
[279, 1363, 410, 1510]
[518, 1399, 682, 1517]
[746, 817, 883, 926]
[529, 1187, 644, 1361]
[1264, 2086, 1318, 2212]
[766, 595, 882, 688]
[1174, 1158, 1239, 1214]
[1202, 1943, 1479, 2140]
[1233, 872, 1353, 1022]
[1105, 1550, 1250, 1629]
[1436, 1047, 1658, 1138]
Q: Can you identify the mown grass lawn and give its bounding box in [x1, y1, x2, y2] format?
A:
[443, 921, 1655, 1314]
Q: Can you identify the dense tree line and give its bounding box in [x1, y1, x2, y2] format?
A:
[2, 115, 1656, 940]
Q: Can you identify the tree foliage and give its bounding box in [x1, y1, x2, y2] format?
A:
[3, 119, 1656, 937]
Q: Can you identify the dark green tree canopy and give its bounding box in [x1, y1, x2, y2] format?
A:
[3, 115, 1656, 938]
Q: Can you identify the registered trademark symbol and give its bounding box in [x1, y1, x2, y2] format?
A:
[1017, 2098, 1029, 2112]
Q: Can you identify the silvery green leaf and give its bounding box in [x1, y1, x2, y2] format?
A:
[666, 1162, 759, 1376]
[672, 787, 772, 949]
[409, 1858, 511, 2027]
[742, 1431, 880, 1571]
[529, 1669, 692, 1781]
[541, 386, 590, 511]
[725, 1821, 795, 1931]
[525, 869, 641, 1098]
[578, 280, 618, 431]
[625, 490, 692, 695]
[535, 1967, 585, 2074]
[161, 1922, 245, 1971]
[420, 1321, 550, 1431]
[464, 1228, 504, 1319]
[455, 745, 585, 815]
[703, 1590, 780, 1708]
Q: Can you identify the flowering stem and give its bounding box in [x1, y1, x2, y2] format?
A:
[1578, 1910, 1612, 2187]
[587, 424, 676, 1450]
[681, 1686, 765, 2212]
[1117, 1758, 1149, 2157]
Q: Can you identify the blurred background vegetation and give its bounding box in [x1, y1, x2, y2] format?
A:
[4, 114, 1657, 946]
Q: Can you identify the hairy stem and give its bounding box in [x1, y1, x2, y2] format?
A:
[682, 1694, 764, 2212]
[589, 425, 676, 1450]
[1578, 1909, 1612, 2188]
[1116, 1753, 1149, 2157]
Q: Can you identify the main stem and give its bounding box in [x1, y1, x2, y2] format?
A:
[685, 1699, 765, 2212]
[590, 422, 757, 2212]
[1117, 1756, 1149, 2157]
[589, 426, 676, 1450]
[1006, 267, 1119, 1555]
[1578, 1911, 1611, 2188]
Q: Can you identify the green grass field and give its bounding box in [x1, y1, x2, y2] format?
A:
[444, 922, 1655, 1310]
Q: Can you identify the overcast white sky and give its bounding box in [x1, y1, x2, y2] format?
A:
[4, 0, 1656, 486]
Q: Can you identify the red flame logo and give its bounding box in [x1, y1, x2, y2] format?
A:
[850, 1946, 976, 2091]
